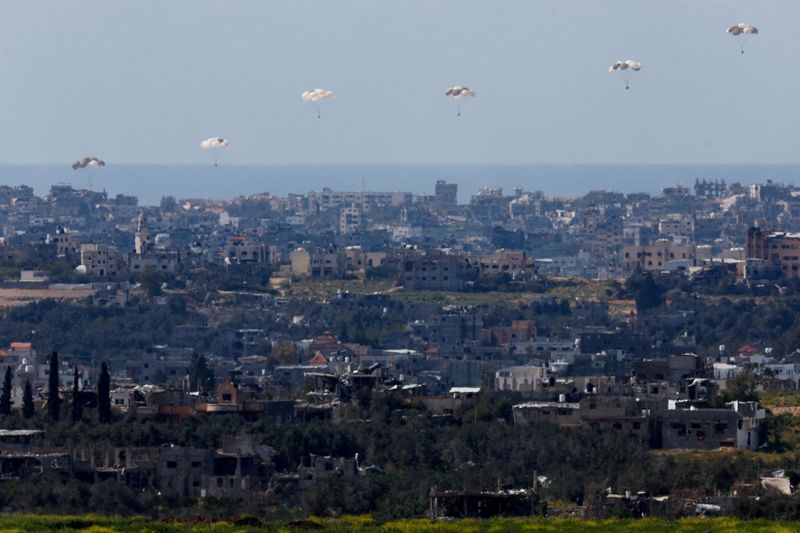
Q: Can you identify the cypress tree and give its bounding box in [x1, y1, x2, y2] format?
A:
[0, 366, 12, 415]
[98, 362, 111, 423]
[22, 380, 34, 419]
[71, 366, 82, 423]
[48, 351, 60, 421]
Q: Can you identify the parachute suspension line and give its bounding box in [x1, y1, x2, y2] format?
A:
[625, 81, 630, 90]
[315, 103, 321, 119]
[214, 152, 219, 168]
[741, 43, 745, 55]
[445, 86, 475, 117]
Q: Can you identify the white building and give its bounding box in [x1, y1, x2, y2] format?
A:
[495, 365, 547, 392]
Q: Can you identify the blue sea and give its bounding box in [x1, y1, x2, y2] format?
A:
[0, 164, 798, 206]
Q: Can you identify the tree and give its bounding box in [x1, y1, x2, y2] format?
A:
[22, 380, 34, 419]
[48, 351, 60, 421]
[272, 341, 298, 365]
[627, 270, 666, 312]
[0, 366, 12, 415]
[140, 267, 164, 297]
[71, 366, 82, 423]
[98, 362, 111, 423]
[724, 364, 764, 402]
[190, 354, 215, 393]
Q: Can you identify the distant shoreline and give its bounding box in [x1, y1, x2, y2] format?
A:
[0, 163, 797, 205]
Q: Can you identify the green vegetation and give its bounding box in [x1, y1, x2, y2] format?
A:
[3, 392, 800, 520]
[390, 289, 527, 307]
[0, 515, 794, 532]
[288, 279, 395, 299]
[0, 298, 195, 360]
[760, 392, 800, 409]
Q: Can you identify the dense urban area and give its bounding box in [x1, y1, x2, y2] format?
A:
[2, 178, 800, 524]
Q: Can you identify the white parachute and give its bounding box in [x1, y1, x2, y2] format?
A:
[72, 156, 105, 170]
[200, 137, 230, 167]
[71, 156, 105, 188]
[444, 86, 476, 116]
[302, 88, 336, 118]
[608, 60, 643, 90]
[727, 23, 759, 54]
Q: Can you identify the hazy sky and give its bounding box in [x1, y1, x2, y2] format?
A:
[0, 1, 797, 166]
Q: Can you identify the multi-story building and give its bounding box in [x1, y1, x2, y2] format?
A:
[746, 227, 800, 278]
[433, 180, 458, 209]
[482, 320, 537, 346]
[221, 236, 267, 264]
[339, 206, 362, 234]
[80, 243, 120, 277]
[308, 188, 412, 212]
[495, 365, 547, 392]
[47, 228, 79, 257]
[476, 250, 531, 279]
[402, 253, 469, 291]
[290, 246, 348, 279]
[621, 240, 696, 272]
[658, 214, 694, 240]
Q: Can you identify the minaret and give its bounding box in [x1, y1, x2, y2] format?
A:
[134, 212, 150, 255]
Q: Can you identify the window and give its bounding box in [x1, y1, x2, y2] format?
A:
[670, 422, 687, 436]
[166, 461, 178, 469]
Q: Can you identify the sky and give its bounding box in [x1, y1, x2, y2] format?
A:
[0, 0, 797, 166]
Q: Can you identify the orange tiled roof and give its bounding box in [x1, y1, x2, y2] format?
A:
[738, 344, 761, 354]
[308, 351, 328, 364]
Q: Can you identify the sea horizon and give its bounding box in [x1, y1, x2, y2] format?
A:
[0, 163, 797, 206]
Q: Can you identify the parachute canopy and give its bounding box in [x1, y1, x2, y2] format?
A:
[72, 156, 105, 170]
[727, 23, 758, 36]
[302, 88, 336, 103]
[727, 23, 759, 54]
[445, 86, 476, 100]
[608, 60, 643, 73]
[609, 61, 642, 90]
[200, 137, 230, 150]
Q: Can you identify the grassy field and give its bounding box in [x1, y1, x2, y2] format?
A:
[0, 287, 96, 308]
[287, 279, 395, 299]
[286, 277, 623, 308]
[760, 391, 800, 409]
[0, 515, 798, 533]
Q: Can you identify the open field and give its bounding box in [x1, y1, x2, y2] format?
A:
[760, 392, 800, 410]
[288, 279, 395, 300]
[0, 515, 797, 533]
[0, 287, 95, 308]
[284, 277, 633, 309]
